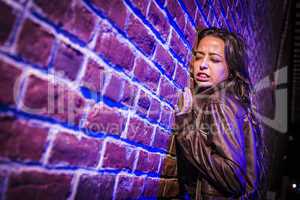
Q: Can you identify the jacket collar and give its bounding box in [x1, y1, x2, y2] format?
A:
[193, 78, 236, 104]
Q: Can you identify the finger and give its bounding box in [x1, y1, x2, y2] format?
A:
[182, 88, 193, 113]
[176, 90, 184, 113]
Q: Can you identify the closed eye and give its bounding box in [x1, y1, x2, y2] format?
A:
[195, 56, 203, 61]
[211, 58, 221, 63]
[193, 51, 204, 61]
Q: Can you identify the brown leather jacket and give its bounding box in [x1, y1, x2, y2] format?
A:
[174, 80, 261, 200]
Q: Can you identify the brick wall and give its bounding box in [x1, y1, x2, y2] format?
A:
[0, 0, 285, 199]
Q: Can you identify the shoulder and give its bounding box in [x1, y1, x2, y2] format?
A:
[212, 93, 248, 120]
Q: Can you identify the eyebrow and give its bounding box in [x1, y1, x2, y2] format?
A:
[193, 50, 223, 58]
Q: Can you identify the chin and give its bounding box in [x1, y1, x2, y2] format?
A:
[196, 81, 212, 88]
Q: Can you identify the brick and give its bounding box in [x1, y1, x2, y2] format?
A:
[0, 116, 48, 162]
[64, 2, 96, 43]
[33, 0, 70, 24]
[22, 75, 51, 112]
[48, 132, 102, 168]
[134, 57, 160, 92]
[235, 1, 243, 20]
[95, 23, 134, 72]
[147, 1, 170, 41]
[102, 141, 136, 170]
[104, 73, 124, 102]
[186, 52, 193, 68]
[17, 19, 54, 67]
[0, 60, 22, 105]
[50, 83, 86, 126]
[226, 14, 236, 32]
[142, 177, 164, 198]
[239, 18, 248, 33]
[81, 59, 106, 93]
[152, 128, 171, 151]
[201, 0, 210, 17]
[160, 155, 177, 177]
[75, 173, 115, 200]
[114, 175, 144, 200]
[174, 63, 189, 89]
[126, 117, 154, 146]
[6, 170, 72, 200]
[148, 98, 161, 122]
[91, 0, 128, 29]
[84, 103, 125, 135]
[166, 0, 186, 30]
[34, 0, 95, 43]
[229, 7, 238, 25]
[184, 20, 196, 47]
[170, 30, 189, 64]
[159, 77, 178, 106]
[195, 10, 206, 30]
[0, 2, 17, 45]
[154, 45, 175, 77]
[182, 0, 197, 19]
[207, 7, 216, 26]
[136, 90, 151, 117]
[169, 110, 175, 129]
[53, 42, 83, 81]
[132, 0, 150, 16]
[23, 75, 86, 125]
[126, 14, 156, 56]
[136, 150, 160, 173]
[219, 0, 228, 9]
[160, 105, 172, 128]
[57, 87, 85, 126]
[213, 3, 223, 19]
[163, 179, 179, 198]
[120, 80, 138, 107]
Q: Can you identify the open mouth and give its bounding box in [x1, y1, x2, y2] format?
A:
[196, 72, 210, 81]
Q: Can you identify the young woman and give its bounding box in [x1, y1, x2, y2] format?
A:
[174, 27, 266, 199]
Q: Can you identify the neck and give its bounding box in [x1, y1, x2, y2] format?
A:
[195, 79, 230, 95]
[194, 84, 211, 94]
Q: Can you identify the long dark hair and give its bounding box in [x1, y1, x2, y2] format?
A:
[190, 27, 268, 198]
[191, 27, 252, 107]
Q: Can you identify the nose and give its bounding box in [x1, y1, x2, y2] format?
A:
[199, 58, 208, 70]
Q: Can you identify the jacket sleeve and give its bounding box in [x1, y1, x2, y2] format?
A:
[175, 101, 250, 196]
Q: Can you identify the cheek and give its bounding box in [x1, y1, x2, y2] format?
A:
[192, 61, 198, 70]
[221, 67, 229, 79]
[191, 62, 198, 75]
[211, 65, 228, 82]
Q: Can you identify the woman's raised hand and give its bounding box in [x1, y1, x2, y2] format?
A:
[175, 87, 193, 115]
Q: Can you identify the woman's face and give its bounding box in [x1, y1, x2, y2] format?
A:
[192, 35, 229, 88]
